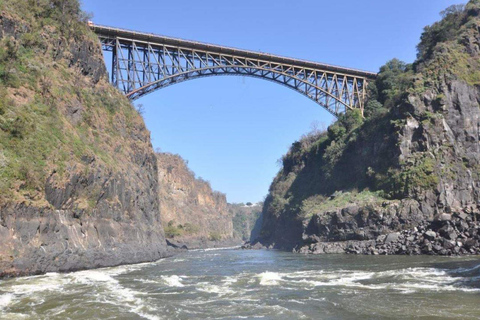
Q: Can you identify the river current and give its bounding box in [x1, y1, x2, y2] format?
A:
[0, 248, 479, 319]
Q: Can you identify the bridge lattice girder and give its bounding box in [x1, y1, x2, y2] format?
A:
[93, 24, 377, 116]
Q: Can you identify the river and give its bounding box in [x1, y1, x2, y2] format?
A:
[0, 248, 479, 319]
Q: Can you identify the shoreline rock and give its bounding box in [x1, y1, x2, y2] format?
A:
[293, 212, 480, 256]
[0, 204, 169, 278]
[167, 237, 243, 252]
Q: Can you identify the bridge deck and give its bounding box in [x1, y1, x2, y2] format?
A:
[91, 23, 377, 80]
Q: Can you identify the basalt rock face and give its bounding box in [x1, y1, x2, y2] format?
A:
[255, 1, 480, 255]
[156, 153, 236, 249]
[0, 1, 167, 277]
[0, 202, 166, 276]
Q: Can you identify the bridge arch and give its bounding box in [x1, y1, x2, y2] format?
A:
[127, 66, 356, 116]
[92, 24, 376, 117]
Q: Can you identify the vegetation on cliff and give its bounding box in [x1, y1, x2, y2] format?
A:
[0, 0, 167, 276]
[258, 1, 480, 251]
[0, 0, 151, 212]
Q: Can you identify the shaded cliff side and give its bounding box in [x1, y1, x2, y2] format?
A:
[156, 153, 237, 248]
[256, 1, 480, 255]
[228, 202, 262, 241]
[0, 0, 167, 277]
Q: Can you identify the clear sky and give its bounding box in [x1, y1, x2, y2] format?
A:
[81, 0, 463, 204]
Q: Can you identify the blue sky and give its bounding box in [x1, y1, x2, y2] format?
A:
[82, 0, 463, 203]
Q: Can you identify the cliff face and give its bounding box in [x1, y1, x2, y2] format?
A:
[256, 1, 480, 255]
[156, 153, 235, 248]
[0, 0, 166, 276]
[228, 202, 262, 241]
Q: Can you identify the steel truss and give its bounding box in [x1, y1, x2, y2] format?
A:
[93, 24, 376, 116]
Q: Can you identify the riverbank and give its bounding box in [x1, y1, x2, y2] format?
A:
[166, 237, 243, 252]
[295, 212, 480, 256]
[0, 238, 243, 280]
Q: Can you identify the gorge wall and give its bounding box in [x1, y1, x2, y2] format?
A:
[0, 0, 167, 277]
[228, 202, 262, 241]
[156, 153, 237, 248]
[255, 1, 480, 256]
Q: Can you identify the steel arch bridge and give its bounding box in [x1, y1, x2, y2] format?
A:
[91, 24, 377, 116]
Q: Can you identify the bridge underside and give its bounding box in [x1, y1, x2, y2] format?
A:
[93, 25, 376, 117]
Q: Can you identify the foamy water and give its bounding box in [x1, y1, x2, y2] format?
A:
[160, 275, 185, 287]
[0, 250, 479, 319]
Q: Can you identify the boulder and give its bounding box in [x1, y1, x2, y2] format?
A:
[385, 233, 400, 243]
[424, 231, 437, 240]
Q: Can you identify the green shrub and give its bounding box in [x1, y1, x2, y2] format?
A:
[327, 122, 346, 140]
[1, 116, 27, 138]
[164, 225, 183, 238]
[417, 4, 466, 60]
[0, 99, 5, 116]
[21, 32, 41, 48]
[382, 156, 439, 198]
[208, 232, 222, 241]
[300, 190, 384, 219]
[373, 59, 414, 109]
[364, 99, 386, 119]
[183, 222, 199, 234]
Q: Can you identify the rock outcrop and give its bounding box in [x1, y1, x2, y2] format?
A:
[156, 153, 237, 248]
[0, 0, 167, 276]
[254, 1, 480, 256]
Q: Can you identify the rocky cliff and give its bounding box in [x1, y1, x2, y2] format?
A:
[228, 202, 262, 241]
[156, 152, 236, 248]
[0, 0, 167, 277]
[255, 1, 480, 256]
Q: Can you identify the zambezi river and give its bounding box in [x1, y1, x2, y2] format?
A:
[1, 248, 479, 319]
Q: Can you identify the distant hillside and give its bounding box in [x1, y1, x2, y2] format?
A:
[256, 1, 480, 256]
[156, 152, 238, 248]
[228, 202, 262, 241]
